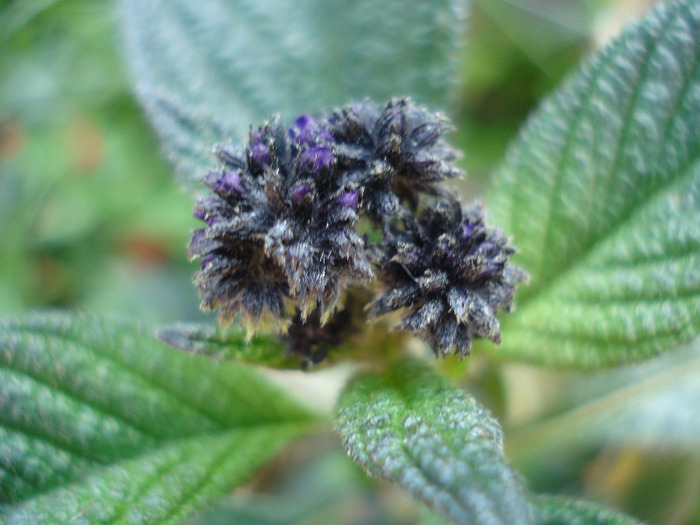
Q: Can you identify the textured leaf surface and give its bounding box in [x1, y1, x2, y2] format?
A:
[487, 0, 700, 367]
[1, 428, 299, 525]
[121, 0, 467, 185]
[157, 322, 297, 368]
[335, 360, 534, 525]
[0, 312, 314, 523]
[533, 495, 642, 525]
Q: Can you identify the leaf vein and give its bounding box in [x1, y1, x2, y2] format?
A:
[7, 323, 224, 429]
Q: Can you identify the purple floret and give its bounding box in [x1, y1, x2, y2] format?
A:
[250, 141, 269, 165]
[212, 171, 245, 195]
[289, 115, 333, 148]
[300, 146, 333, 172]
[461, 222, 475, 241]
[292, 183, 311, 204]
[336, 190, 358, 209]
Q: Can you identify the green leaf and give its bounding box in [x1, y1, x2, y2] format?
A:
[487, 0, 700, 367]
[157, 322, 297, 368]
[188, 449, 404, 525]
[532, 495, 642, 525]
[0, 312, 316, 522]
[335, 359, 534, 525]
[120, 0, 467, 185]
[1, 427, 300, 524]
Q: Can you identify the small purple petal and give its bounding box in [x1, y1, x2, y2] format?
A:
[201, 254, 216, 268]
[218, 171, 245, 195]
[336, 190, 358, 209]
[406, 249, 423, 264]
[251, 142, 269, 165]
[300, 146, 333, 172]
[479, 242, 495, 255]
[289, 115, 316, 145]
[441, 240, 452, 257]
[204, 171, 219, 188]
[294, 115, 314, 129]
[193, 208, 206, 221]
[461, 223, 475, 240]
[292, 183, 311, 204]
[412, 159, 434, 170]
[317, 127, 333, 142]
[477, 262, 501, 278]
[191, 229, 205, 245]
[206, 215, 223, 227]
[289, 115, 332, 148]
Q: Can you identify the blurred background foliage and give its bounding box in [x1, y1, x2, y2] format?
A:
[2, 0, 698, 524]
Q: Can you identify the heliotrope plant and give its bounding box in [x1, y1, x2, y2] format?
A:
[1, 0, 699, 524]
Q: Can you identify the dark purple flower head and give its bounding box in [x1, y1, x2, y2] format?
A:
[326, 97, 463, 223]
[189, 115, 372, 330]
[368, 197, 527, 358]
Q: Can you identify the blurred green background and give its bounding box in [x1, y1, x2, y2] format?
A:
[0, 0, 638, 322]
[5, 1, 698, 524]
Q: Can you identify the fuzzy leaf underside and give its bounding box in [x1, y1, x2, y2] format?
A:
[488, 0, 700, 367]
[0, 312, 314, 523]
[120, 0, 467, 186]
[335, 360, 534, 525]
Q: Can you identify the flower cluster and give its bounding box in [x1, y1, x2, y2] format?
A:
[368, 199, 528, 357]
[189, 97, 525, 361]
